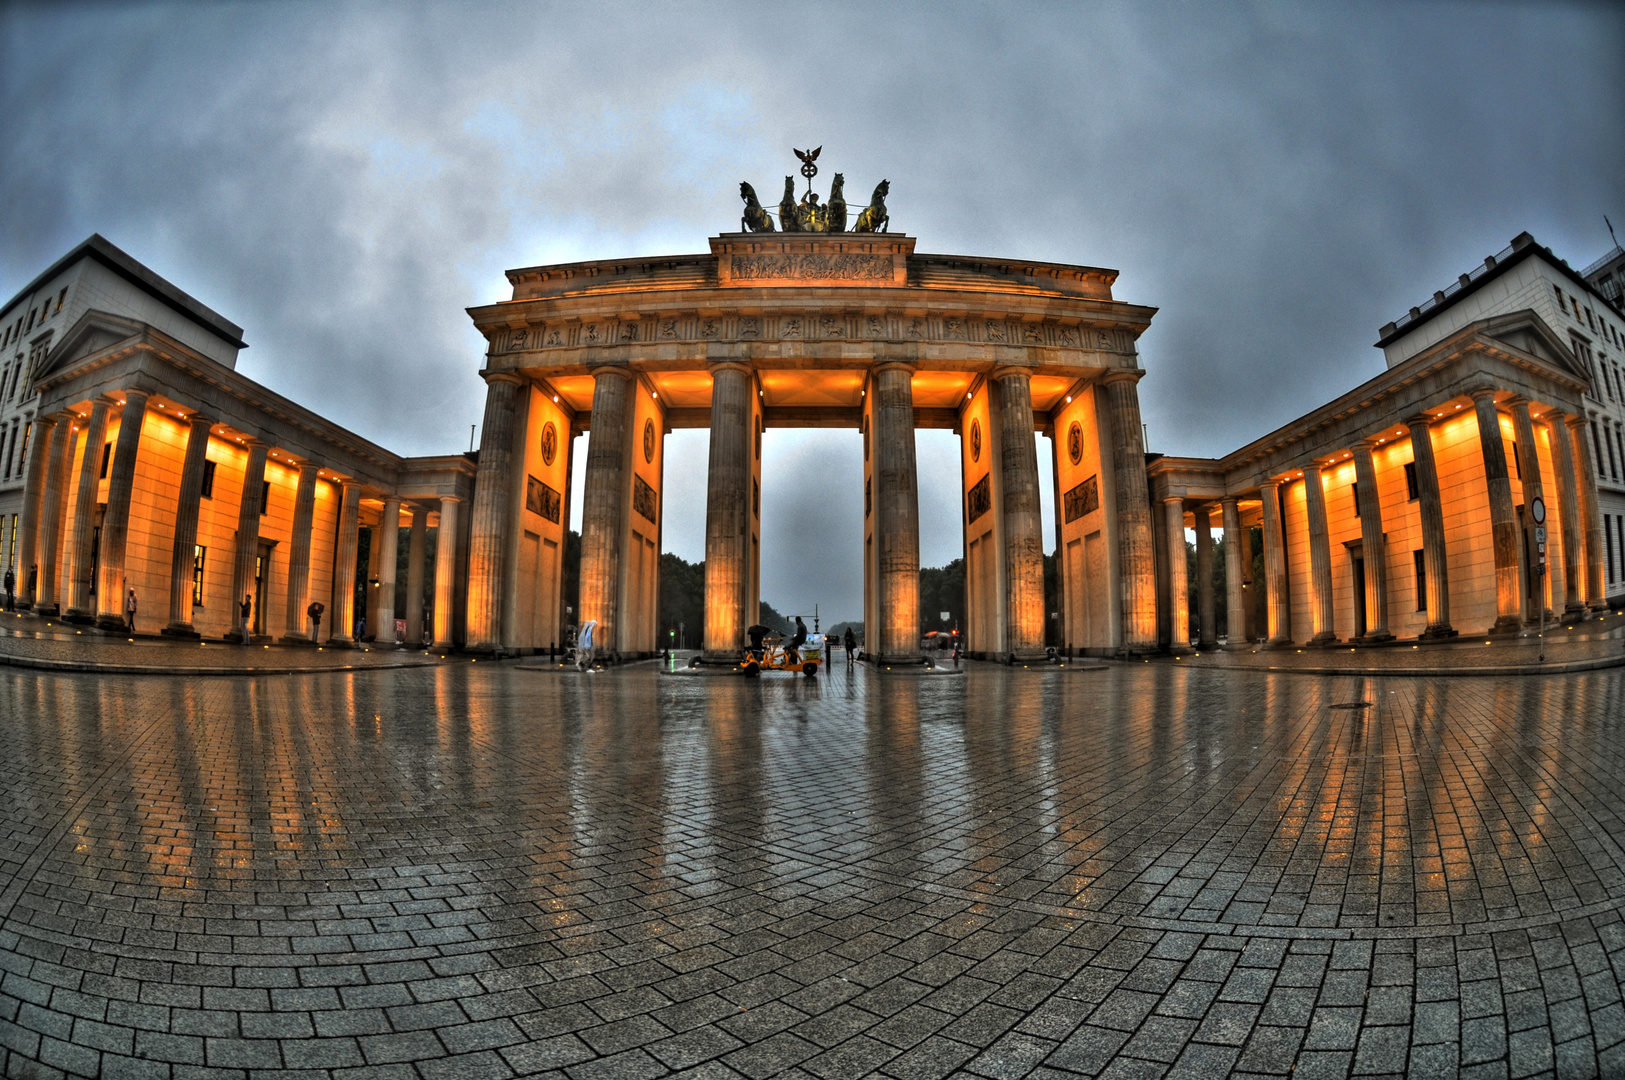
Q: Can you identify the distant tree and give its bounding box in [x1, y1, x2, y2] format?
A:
[657, 552, 705, 650]
[826, 620, 863, 644]
[756, 600, 794, 636]
[1183, 535, 1229, 642]
[562, 529, 581, 624]
[917, 558, 965, 637]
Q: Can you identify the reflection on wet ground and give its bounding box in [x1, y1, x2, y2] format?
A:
[1, 661, 1622, 1078]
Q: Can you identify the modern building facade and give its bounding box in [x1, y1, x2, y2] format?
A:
[2, 227, 1614, 659]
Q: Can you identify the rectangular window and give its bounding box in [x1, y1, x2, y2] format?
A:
[1414, 549, 1427, 612]
[99, 441, 112, 480]
[1610, 427, 1621, 481]
[1511, 442, 1521, 479]
[1596, 424, 1608, 478]
[261, 479, 271, 516]
[1405, 461, 1419, 501]
[1350, 481, 1360, 517]
[200, 459, 216, 499]
[192, 545, 206, 606]
[7, 515, 14, 569]
[15, 421, 29, 474]
[54, 288, 65, 314]
[1608, 515, 1616, 586]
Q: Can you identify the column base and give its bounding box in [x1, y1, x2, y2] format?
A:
[96, 614, 130, 633]
[1488, 615, 1525, 636]
[1354, 631, 1396, 645]
[1561, 605, 1590, 624]
[866, 653, 926, 666]
[1196, 638, 1219, 650]
[1306, 632, 1340, 647]
[161, 624, 200, 639]
[1260, 637, 1296, 650]
[430, 640, 455, 652]
[325, 636, 356, 649]
[279, 633, 315, 647]
[63, 609, 97, 625]
[1007, 650, 1050, 665]
[1419, 624, 1458, 641]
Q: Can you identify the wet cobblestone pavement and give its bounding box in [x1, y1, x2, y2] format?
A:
[1, 661, 1623, 1078]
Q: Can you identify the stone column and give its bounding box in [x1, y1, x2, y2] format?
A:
[363, 515, 384, 637]
[1193, 505, 1216, 648]
[1164, 498, 1189, 649]
[579, 368, 634, 657]
[280, 460, 320, 643]
[1351, 438, 1391, 641]
[229, 440, 270, 640]
[15, 412, 56, 610]
[64, 396, 114, 621]
[994, 367, 1045, 660]
[1221, 497, 1246, 644]
[1506, 397, 1551, 621]
[1407, 414, 1455, 638]
[1101, 370, 1158, 652]
[95, 389, 149, 630]
[405, 505, 427, 645]
[871, 361, 921, 662]
[328, 481, 361, 644]
[1470, 388, 1522, 633]
[34, 413, 77, 614]
[374, 497, 400, 644]
[432, 496, 460, 649]
[1260, 479, 1291, 644]
[163, 414, 217, 636]
[1301, 463, 1337, 644]
[1568, 414, 1607, 610]
[703, 363, 752, 659]
[1546, 410, 1586, 618]
[465, 373, 525, 651]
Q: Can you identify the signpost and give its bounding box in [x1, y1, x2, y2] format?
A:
[1532, 496, 1547, 662]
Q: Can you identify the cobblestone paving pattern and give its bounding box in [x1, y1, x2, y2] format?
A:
[1, 661, 1623, 1078]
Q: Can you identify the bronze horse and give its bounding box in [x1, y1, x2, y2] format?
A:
[778, 177, 801, 232]
[739, 182, 774, 232]
[826, 173, 847, 233]
[853, 179, 889, 233]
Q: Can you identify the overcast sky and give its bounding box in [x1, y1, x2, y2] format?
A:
[3, 1, 1621, 624]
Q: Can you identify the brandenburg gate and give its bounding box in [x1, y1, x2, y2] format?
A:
[463, 164, 1160, 662]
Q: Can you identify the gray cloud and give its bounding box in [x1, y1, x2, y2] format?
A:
[2, 0, 1621, 623]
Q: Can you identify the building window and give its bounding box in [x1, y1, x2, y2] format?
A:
[99, 441, 112, 479]
[6, 515, 14, 569]
[192, 545, 206, 606]
[1350, 480, 1359, 517]
[1607, 515, 1616, 586]
[1595, 424, 1608, 478]
[200, 460, 216, 499]
[1610, 427, 1621, 482]
[15, 422, 28, 474]
[1414, 550, 1427, 612]
[261, 479, 271, 516]
[54, 288, 65, 314]
[1405, 461, 1419, 501]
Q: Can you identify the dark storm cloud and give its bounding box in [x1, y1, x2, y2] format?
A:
[2, 1, 1621, 622]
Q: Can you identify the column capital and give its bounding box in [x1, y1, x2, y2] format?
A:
[118, 388, 152, 406]
[1260, 477, 1282, 492]
[1099, 368, 1145, 387]
[439, 494, 463, 505]
[94, 391, 123, 407]
[1405, 413, 1435, 431]
[989, 365, 1034, 382]
[1468, 385, 1500, 404]
[1220, 495, 1240, 509]
[1502, 394, 1532, 409]
[1302, 460, 1325, 476]
[482, 371, 527, 388]
[180, 412, 218, 430]
[1566, 413, 1589, 431]
[1162, 495, 1185, 507]
[707, 361, 753, 377]
[871, 360, 916, 376]
[1356, 434, 1385, 450]
[585, 364, 635, 382]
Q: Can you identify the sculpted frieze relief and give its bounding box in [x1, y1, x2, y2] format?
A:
[730, 252, 894, 281]
[493, 314, 1126, 353]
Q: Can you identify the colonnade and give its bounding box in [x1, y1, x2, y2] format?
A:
[1168, 394, 1606, 647]
[15, 388, 460, 648]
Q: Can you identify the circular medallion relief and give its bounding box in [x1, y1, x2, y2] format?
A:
[643, 418, 656, 464]
[970, 419, 982, 463]
[1068, 421, 1084, 465]
[540, 421, 557, 467]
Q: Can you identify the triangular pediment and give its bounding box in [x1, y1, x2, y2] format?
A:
[39, 309, 147, 380]
[1476, 309, 1590, 381]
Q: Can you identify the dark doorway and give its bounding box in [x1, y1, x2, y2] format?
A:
[253, 541, 274, 635]
[1352, 557, 1366, 639]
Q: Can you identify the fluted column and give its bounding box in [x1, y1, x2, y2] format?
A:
[1351, 438, 1391, 641]
[432, 496, 460, 649]
[1407, 414, 1455, 638]
[1546, 410, 1586, 618]
[328, 481, 362, 644]
[1164, 498, 1189, 650]
[871, 361, 921, 663]
[703, 363, 752, 659]
[65, 396, 114, 621]
[164, 414, 217, 636]
[1470, 388, 1522, 633]
[465, 373, 525, 650]
[16, 413, 56, 610]
[1221, 497, 1246, 644]
[229, 439, 270, 639]
[1506, 397, 1551, 622]
[1568, 414, 1606, 610]
[580, 368, 634, 658]
[35, 413, 78, 615]
[405, 505, 427, 645]
[1101, 370, 1158, 652]
[994, 367, 1045, 660]
[1301, 463, 1337, 644]
[374, 496, 400, 644]
[1260, 479, 1291, 644]
[95, 390, 149, 629]
[1194, 506, 1216, 648]
[280, 461, 320, 643]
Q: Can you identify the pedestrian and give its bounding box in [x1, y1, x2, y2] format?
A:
[307, 600, 324, 641]
[576, 619, 596, 671]
[124, 587, 138, 633]
[239, 594, 253, 644]
[3, 566, 13, 612]
[843, 626, 856, 664]
[356, 613, 366, 641]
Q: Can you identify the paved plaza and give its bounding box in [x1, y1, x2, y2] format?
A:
[2, 657, 1624, 1080]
